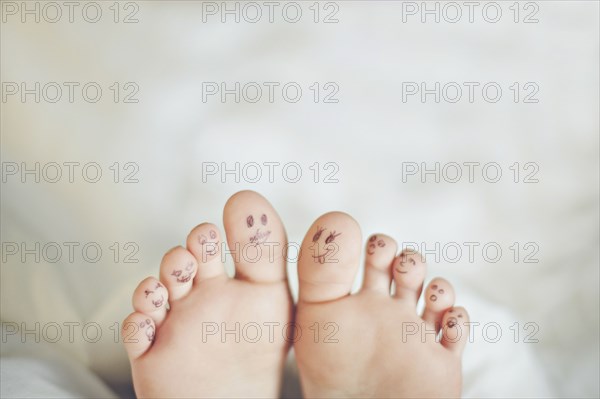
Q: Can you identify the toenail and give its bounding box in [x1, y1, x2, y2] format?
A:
[438, 289, 444, 294]
[432, 284, 438, 290]
[430, 294, 437, 301]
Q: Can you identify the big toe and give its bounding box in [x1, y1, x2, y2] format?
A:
[298, 211, 361, 303]
[223, 190, 287, 283]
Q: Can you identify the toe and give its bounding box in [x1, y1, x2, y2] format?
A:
[298, 211, 361, 303]
[122, 312, 156, 361]
[186, 223, 227, 281]
[362, 234, 397, 294]
[441, 306, 470, 356]
[392, 250, 427, 306]
[132, 277, 168, 326]
[422, 277, 456, 332]
[159, 246, 198, 300]
[223, 190, 287, 283]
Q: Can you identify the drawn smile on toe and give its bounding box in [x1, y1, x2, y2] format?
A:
[199, 229, 220, 255]
[429, 284, 445, 302]
[247, 214, 272, 246]
[367, 235, 386, 255]
[144, 282, 166, 307]
[312, 248, 333, 264]
[310, 226, 341, 264]
[395, 254, 416, 274]
[152, 296, 164, 308]
[171, 261, 195, 283]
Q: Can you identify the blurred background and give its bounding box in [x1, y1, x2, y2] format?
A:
[1, 1, 598, 397]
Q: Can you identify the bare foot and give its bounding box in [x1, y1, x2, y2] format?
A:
[295, 212, 469, 398]
[122, 191, 293, 398]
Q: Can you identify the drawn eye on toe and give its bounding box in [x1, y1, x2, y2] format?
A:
[432, 284, 438, 290]
[247, 215, 254, 228]
[155, 282, 162, 289]
[209, 230, 217, 239]
[144, 289, 153, 298]
[199, 234, 207, 245]
[447, 317, 458, 328]
[430, 294, 438, 301]
[325, 231, 341, 244]
[145, 324, 155, 341]
[261, 214, 267, 225]
[370, 236, 377, 242]
[171, 270, 182, 277]
[377, 239, 385, 247]
[312, 226, 325, 242]
[438, 289, 445, 294]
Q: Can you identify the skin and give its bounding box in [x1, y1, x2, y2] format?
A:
[295, 213, 469, 398]
[124, 195, 468, 398]
[123, 191, 293, 398]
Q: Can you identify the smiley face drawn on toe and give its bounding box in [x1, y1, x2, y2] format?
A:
[394, 253, 416, 274]
[143, 281, 166, 308]
[429, 284, 446, 302]
[138, 319, 155, 341]
[310, 226, 341, 264]
[171, 261, 195, 283]
[447, 317, 458, 328]
[367, 235, 386, 255]
[247, 213, 271, 246]
[199, 229, 220, 256]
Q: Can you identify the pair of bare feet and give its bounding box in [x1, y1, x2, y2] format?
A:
[122, 191, 469, 398]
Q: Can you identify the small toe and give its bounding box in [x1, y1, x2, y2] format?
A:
[422, 277, 456, 332]
[441, 306, 470, 356]
[392, 250, 427, 306]
[132, 277, 168, 326]
[223, 190, 287, 283]
[122, 312, 156, 361]
[159, 246, 197, 300]
[186, 223, 227, 281]
[362, 234, 397, 294]
[298, 211, 362, 303]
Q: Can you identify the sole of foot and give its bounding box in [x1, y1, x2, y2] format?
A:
[295, 211, 469, 398]
[123, 191, 293, 398]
